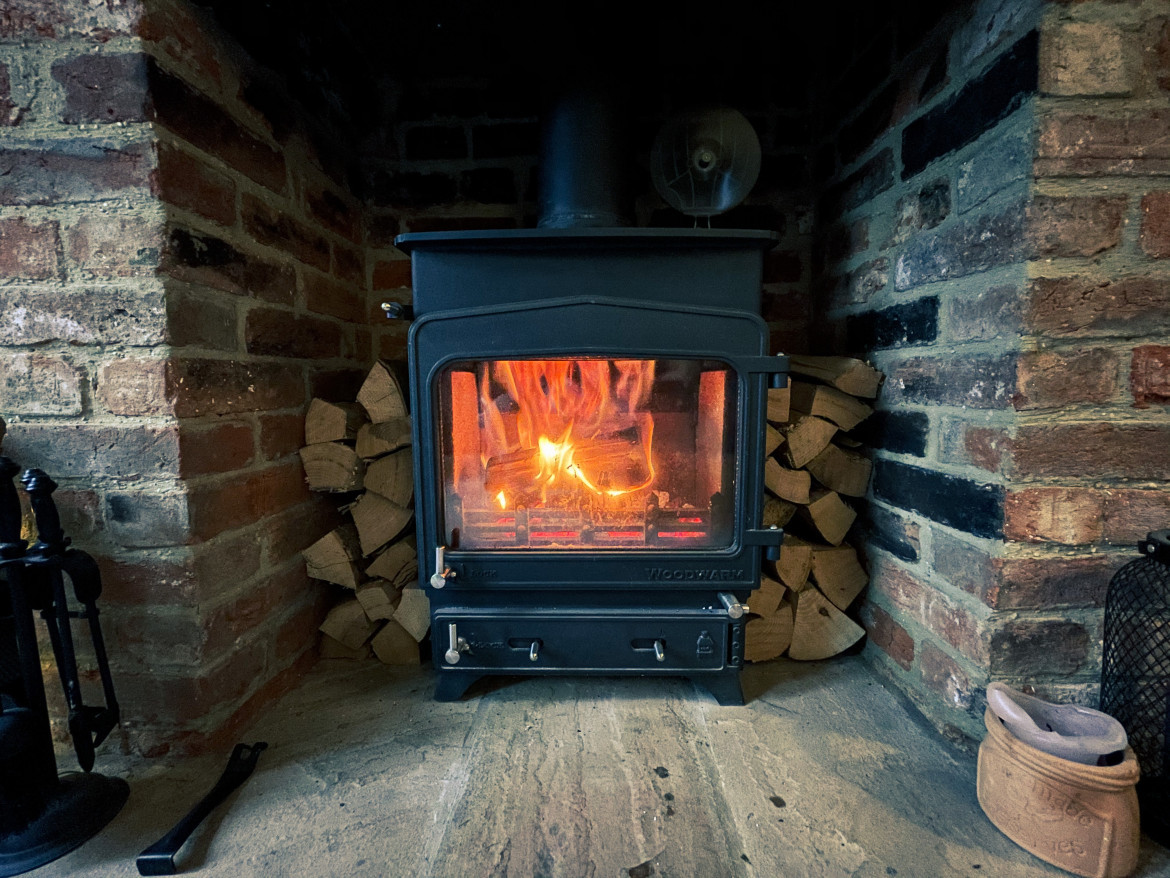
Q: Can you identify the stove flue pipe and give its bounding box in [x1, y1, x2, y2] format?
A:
[537, 85, 632, 229]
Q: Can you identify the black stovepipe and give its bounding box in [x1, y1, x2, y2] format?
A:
[0, 456, 127, 878]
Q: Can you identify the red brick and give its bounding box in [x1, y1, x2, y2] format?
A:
[1140, 192, 1170, 257]
[257, 411, 305, 461]
[241, 194, 329, 271]
[105, 489, 189, 548]
[0, 142, 153, 205]
[1028, 275, 1170, 337]
[918, 642, 974, 710]
[0, 217, 60, 279]
[1027, 195, 1126, 257]
[1004, 487, 1105, 545]
[1014, 347, 1120, 409]
[869, 557, 987, 665]
[0, 353, 82, 415]
[1154, 16, 1170, 92]
[0, 61, 17, 126]
[332, 243, 364, 287]
[178, 420, 254, 476]
[995, 555, 1119, 610]
[187, 459, 310, 541]
[372, 258, 411, 289]
[245, 307, 342, 359]
[162, 227, 295, 304]
[1, 423, 179, 479]
[303, 271, 365, 323]
[98, 553, 197, 607]
[204, 563, 308, 659]
[989, 619, 1091, 677]
[1103, 489, 1170, 543]
[1039, 21, 1133, 97]
[107, 605, 204, 667]
[166, 286, 239, 351]
[1131, 344, 1170, 408]
[945, 284, 1022, 343]
[1037, 110, 1170, 176]
[0, 0, 143, 40]
[99, 357, 305, 417]
[51, 52, 148, 123]
[154, 141, 236, 226]
[274, 589, 332, 662]
[305, 183, 360, 242]
[66, 213, 161, 277]
[859, 601, 915, 670]
[138, 1, 223, 87]
[53, 488, 102, 543]
[192, 529, 263, 592]
[261, 498, 339, 567]
[965, 427, 1011, 472]
[1014, 422, 1170, 480]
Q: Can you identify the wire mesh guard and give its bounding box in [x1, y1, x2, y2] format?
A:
[1100, 530, 1170, 846]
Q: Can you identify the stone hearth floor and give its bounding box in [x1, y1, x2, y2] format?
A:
[29, 656, 1170, 878]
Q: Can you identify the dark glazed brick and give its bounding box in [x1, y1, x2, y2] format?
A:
[245, 308, 342, 359]
[820, 149, 895, 218]
[874, 460, 1004, 539]
[473, 122, 539, 158]
[846, 297, 938, 352]
[859, 503, 921, 562]
[461, 168, 516, 204]
[851, 410, 929, 456]
[147, 61, 286, 194]
[989, 620, 1090, 677]
[894, 201, 1028, 291]
[0, 142, 152, 205]
[163, 227, 294, 304]
[902, 31, 1039, 179]
[370, 171, 457, 208]
[405, 125, 467, 160]
[241, 195, 331, 272]
[882, 354, 1017, 410]
[52, 53, 148, 123]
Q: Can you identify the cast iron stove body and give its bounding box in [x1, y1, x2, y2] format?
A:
[398, 227, 785, 704]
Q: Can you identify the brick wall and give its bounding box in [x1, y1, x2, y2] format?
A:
[0, 0, 374, 755]
[814, 0, 1170, 744]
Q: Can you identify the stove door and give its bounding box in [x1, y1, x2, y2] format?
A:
[409, 297, 777, 592]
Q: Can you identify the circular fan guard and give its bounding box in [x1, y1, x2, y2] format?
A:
[650, 107, 762, 219]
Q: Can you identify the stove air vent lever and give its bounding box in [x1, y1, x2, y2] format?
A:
[719, 592, 748, 619]
[430, 546, 455, 589]
[444, 623, 469, 665]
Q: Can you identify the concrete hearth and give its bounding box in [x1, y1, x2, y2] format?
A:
[30, 657, 1170, 877]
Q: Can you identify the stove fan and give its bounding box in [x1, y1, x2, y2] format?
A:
[650, 106, 762, 225]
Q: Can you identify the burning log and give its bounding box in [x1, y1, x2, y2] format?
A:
[746, 356, 881, 666]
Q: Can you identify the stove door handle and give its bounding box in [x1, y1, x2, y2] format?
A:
[719, 592, 748, 619]
[430, 546, 455, 589]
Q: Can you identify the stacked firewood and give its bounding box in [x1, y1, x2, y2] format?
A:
[298, 360, 430, 664]
[744, 355, 884, 664]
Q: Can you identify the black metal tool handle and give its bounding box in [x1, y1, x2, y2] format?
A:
[135, 741, 268, 876]
[0, 456, 24, 545]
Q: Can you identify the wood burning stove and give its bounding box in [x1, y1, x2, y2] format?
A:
[397, 227, 785, 703]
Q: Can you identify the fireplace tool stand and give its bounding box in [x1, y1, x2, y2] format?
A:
[0, 456, 127, 877]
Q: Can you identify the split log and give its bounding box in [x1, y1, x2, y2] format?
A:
[357, 360, 408, 423]
[786, 355, 883, 399]
[744, 599, 795, 663]
[810, 544, 869, 611]
[800, 490, 856, 546]
[773, 533, 814, 591]
[355, 579, 402, 621]
[319, 599, 379, 651]
[393, 586, 431, 642]
[750, 574, 786, 618]
[783, 415, 837, 469]
[766, 385, 791, 424]
[364, 447, 414, 507]
[299, 443, 365, 492]
[789, 380, 873, 432]
[805, 443, 873, 498]
[762, 496, 797, 528]
[764, 458, 811, 504]
[350, 492, 413, 556]
[355, 417, 412, 459]
[764, 423, 783, 457]
[370, 620, 421, 665]
[365, 537, 418, 588]
[302, 524, 363, 588]
[788, 588, 865, 661]
[305, 399, 367, 445]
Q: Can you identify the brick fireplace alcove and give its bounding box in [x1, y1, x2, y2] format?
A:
[0, 0, 1167, 755]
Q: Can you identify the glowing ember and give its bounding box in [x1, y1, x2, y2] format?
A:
[496, 491, 507, 509]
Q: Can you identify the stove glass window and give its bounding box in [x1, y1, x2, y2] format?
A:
[438, 358, 738, 550]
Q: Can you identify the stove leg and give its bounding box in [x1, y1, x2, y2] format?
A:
[692, 673, 744, 706]
[433, 672, 483, 702]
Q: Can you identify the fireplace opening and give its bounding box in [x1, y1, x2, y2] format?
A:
[440, 357, 737, 551]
